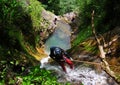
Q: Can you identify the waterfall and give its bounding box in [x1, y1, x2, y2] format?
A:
[40, 20, 118, 85]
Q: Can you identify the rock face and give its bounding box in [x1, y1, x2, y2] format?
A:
[39, 9, 57, 47]
[40, 9, 78, 47]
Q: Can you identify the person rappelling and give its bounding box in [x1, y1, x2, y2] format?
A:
[49, 46, 74, 73]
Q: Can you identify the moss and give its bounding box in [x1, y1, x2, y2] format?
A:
[0, 0, 45, 73]
[72, 26, 92, 47]
[83, 43, 98, 54]
[27, 0, 43, 31]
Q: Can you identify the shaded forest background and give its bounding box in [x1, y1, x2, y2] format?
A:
[0, 0, 120, 84]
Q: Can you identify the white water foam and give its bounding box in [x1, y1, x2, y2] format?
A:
[64, 67, 108, 85]
[40, 56, 117, 85]
[40, 56, 50, 68]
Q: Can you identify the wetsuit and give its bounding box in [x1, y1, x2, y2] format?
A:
[49, 46, 73, 72]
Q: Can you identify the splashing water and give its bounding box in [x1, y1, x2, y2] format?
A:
[40, 56, 117, 85]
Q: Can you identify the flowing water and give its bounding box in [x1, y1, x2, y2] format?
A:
[40, 56, 118, 85]
[44, 20, 71, 52]
[40, 20, 118, 85]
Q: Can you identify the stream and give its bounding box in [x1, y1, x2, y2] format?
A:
[40, 20, 118, 85]
[44, 20, 71, 52]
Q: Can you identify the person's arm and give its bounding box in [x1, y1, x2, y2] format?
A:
[61, 49, 73, 60]
[61, 49, 70, 59]
[49, 54, 56, 61]
[64, 51, 70, 58]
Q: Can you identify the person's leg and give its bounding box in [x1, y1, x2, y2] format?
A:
[59, 62, 66, 73]
[69, 63, 74, 69]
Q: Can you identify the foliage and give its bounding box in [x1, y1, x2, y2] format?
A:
[58, 0, 79, 15]
[40, 0, 60, 15]
[72, 0, 120, 47]
[72, 0, 106, 46]
[72, 26, 92, 46]
[0, 65, 70, 85]
[19, 66, 70, 85]
[27, 0, 43, 31]
[19, 0, 44, 46]
[0, 0, 40, 63]
[0, 0, 45, 59]
[0, 0, 45, 84]
[39, 0, 79, 15]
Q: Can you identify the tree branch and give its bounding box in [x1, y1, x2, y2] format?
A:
[91, 10, 116, 80]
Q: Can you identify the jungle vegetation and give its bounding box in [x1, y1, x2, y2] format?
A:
[0, 0, 120, 84]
